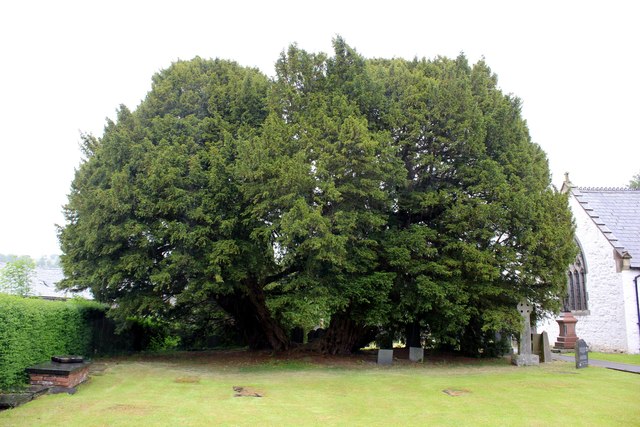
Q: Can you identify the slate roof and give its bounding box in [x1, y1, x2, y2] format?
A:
[572, 187, 640, 268]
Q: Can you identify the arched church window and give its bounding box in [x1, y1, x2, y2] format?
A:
[568, 272, 575, 310]
[566, 245, 588, 311]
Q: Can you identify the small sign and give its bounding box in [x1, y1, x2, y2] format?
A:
[575, 339, 588, 369]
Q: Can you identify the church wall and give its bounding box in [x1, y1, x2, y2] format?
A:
[621, 269, 640, 354]
[539, 194, 631, 352]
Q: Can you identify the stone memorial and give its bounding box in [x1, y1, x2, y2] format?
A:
[540, 331, 553, 363]
[575, 339, 588, 369]
[532, 332, 542, 355]
[409, 346, 424, 362]
[511, 301, 539, 366]
[532, 332, 553, 363]
[377, 349, 393, 365]
[554, 311, 578, 350]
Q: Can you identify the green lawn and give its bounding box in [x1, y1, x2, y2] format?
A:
[564, 351, 640, 366]
[1, 352, 638, 426]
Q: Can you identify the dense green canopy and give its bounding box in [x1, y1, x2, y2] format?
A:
[59, 39, 576, 355]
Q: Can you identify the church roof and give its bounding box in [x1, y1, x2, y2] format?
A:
[572, 186, 640, 268]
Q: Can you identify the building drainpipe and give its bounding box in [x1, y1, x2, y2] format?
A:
[635, 274, 640, 352]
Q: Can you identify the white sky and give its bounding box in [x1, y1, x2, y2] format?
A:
[0, 0, 638, 257]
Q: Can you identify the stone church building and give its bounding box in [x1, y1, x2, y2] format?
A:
[540, 174, 640, 354]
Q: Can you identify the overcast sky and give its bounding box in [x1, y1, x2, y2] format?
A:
[1, 0, 638, 257]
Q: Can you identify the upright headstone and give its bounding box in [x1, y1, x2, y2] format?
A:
[540, 331, 552, 363]
[532, 333, 542, 356]
[409, 347, 424, 362]
[511, 301, 540, 366]
[575, 339, 588, 369]
[377, 349, 393, 366]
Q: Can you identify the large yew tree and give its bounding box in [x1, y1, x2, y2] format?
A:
[59, 39, 575, 354]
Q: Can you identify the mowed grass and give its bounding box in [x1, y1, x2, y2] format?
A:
[564, 351, 640, 366]
[1, 352, 639, 426]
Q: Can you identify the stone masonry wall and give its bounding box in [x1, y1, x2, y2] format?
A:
[622, 269, 640, 353]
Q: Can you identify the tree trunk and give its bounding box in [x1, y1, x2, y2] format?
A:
[216, 292, 269, 349]
[216, 284, 289, 352]
[319, 310, 373, 355]
[245, 280, 290, 352]
[405, 321, 421, 348]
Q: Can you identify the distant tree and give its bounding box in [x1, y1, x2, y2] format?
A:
[629, 172, 640, 189]
[36, 254, 61, 268]
[0, 256, 36, 296]
[0, 254, 18, 263]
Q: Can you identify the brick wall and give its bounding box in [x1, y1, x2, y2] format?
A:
[29, 366, 89, 388]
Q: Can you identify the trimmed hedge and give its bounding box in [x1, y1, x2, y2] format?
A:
[0, 294, 105, 391]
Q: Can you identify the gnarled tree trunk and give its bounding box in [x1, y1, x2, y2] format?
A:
[216, 283, 290, 351]
[320, 310, 373, 355]
[245, 280, 290, 351]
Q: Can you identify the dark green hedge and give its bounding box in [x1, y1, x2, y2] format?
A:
[0, 294, 105, 391]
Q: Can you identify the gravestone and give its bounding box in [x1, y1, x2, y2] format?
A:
[409, 347, 424, 362]
[575, 339, 588, 369]
[532, 332, 553, 363]
[377, 349, 393, 365]
[540, 331, 552, 362]
[511, 301, 540, 366]
[532, 333, 542, 355]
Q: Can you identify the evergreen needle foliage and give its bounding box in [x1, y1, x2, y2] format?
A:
[58, 38, 576, 355]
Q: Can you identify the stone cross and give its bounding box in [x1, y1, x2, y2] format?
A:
[512, 300, 540, 366]
[517, 301, 532, 356]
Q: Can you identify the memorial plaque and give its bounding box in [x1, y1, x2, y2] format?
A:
[575, 339, 588, 369]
